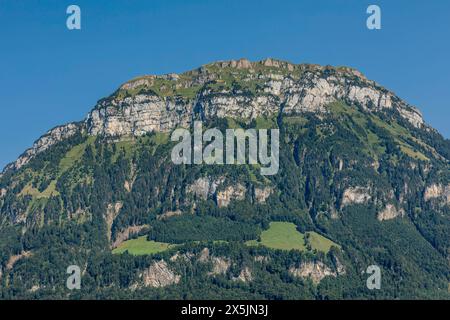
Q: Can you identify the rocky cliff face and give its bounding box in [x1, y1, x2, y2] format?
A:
[86, 59, 425, 138]
[86, 95, 192, 137]
[424, 184, 450, 206]
[140, 260, 180, 288]
[2, 58, 428, 174]
[341, 186, 372, 206]
[289, 261, 338, 284]
[377, 204, 405, 221]
[3, 123, 82, 173]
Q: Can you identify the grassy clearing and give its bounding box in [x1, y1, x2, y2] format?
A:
[255, 116, 277, 129]
[59, 143, 87, 173]
[114, 223, 339, 255]
[151, 132, 169, 145]
[59, 136, 96, 173]
[226, 117, 241, 129]
[246, 222, 339, 253]
[138, 132, 169, 146]
[112, 139, 136, 162]
[329, 101, 429, 161]
[20, 180, 59, 199]
[305, 231, 340, 253]
[399, 144, 429, 161]
[19, 138, 93, 200]
[283, 116, 308, 126]
[112, 236, 174, 255]
[246, 222, 307, 251]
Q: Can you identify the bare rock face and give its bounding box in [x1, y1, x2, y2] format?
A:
[170, 252, 194, 262]
[86, 95, 193, 137]
[216, 184, 246, 207]
[424, 184, 450, 205]
[187, 176, 224, 200]
[84, 60, 425, 141]
[157, 209, 182, 221]
[213, 58, 253, 69]
[187, 177, 247, 207]
[124, 180, 132, 192]
[124, 163, 137, 193]
[104, 202, 123, 243]
[112, 225, 149, 249]
[28, 285, 40, 293]
[6, 251, 33, 270]
[377, 204, 405, 221]
[341, 186, 371, 206]
[0, 188, 6, 198]
[198, 247, 211, 263]
[208, 257, 232, 276]
[141, 260, 180, 288]
[289, 261, 337, 284]
[282, 68, 423, 129]
[398, 107, 424, 128]
[254, 187, 273, 203]
[3, 123, 81, 172]
[197, 248, 232, 276]
[424, 184, 443, 200]
[254, 255, 270, 263]
[232, 267, 253, 283]
[334, 257, 347, 275]
[198, 92, 280, 121]
[330, 207, 339, 219]
[2, 59, 430, 175]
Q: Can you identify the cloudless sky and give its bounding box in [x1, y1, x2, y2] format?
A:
[0, 0, 449, 169]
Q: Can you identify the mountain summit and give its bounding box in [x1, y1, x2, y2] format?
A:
[3, 58, 428, 173]
[0, 59, 449, 299]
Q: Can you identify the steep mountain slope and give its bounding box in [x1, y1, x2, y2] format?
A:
[0, 58, 449, 299]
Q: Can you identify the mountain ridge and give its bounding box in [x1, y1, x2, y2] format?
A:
[2, 58, 433, 174]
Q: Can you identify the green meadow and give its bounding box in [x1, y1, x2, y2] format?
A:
[112, 236, 174, 255]
[113, 223, 339, 255]
[247, 222, 339, 253]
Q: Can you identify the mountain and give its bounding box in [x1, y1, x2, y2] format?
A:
[0, 58, 449, 299]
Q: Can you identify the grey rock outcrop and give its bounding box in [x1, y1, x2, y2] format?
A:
[216, 184, 246, 207]
[157, 209, 183, 220]
[3, 123, 82, 172]
[232, 267, 253, 283]
[198, 247, 211, 263]
[254, 187, 273, 203]
[289, 261, 337, 284]
[84, 62, 424, 140]
[208, 257, 232, 276]
[377, 204, 405, 221]
[141, 260, 180, 288]
[112, 225, 149, 249]
[197, 248, 232, 276]
[2, 59, 428, 174]
[341, 186, 372, 206]
[170, 252, 194, 262]
[186, 177, 247, 207]
[424, 184, 450, 205]
[86, 95, 193, 137]
[105, 202, 123, 243]
[6, 251, 33, 270]
[187, 176, 225, 200]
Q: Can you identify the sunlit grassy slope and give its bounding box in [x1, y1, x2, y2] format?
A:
[112, 236, 174, 255]
[246, 222, 339, 253]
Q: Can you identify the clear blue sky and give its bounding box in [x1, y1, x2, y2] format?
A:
[0, 0, 449, 169]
